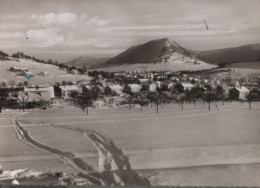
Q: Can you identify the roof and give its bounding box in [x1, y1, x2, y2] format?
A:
[18, 91, 51, 102]
[85, 85, 92, 90]
[138, 78, 149, 83]
[128, 84, 141, 88]
[235, 86, 249, 92]
[24, 86, 55, 98]
[10, 66, 28, 70]
[109, 84, 122, 90]
[59, 85, 78, 91]
[181, 83, 194, 88]
[23, 71, 33, 74]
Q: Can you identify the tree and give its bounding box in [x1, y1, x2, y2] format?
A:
[174, 83, 184, 93]
[8, 80, 16, 88]
[204, 91, 216, 111]
[47, 59, 54, 65]
[18, 91, 28, 111]
[18, 82, 24, 87]
[190, 87, 204, 107]
[54, 86, 62, 97]
[1, 82, 7, 88]
[215, 86, 224, 104]
[127, 95, 133, 110]
[24, 81, 29, 87]
[138, 93, 147, 111]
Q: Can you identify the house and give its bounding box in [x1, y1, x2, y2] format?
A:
[82, 85, 93, 95]
[171, 77, 180, 82]
[22, 70, 34, 78]
[181, 83, 195, 91]
[19, 86, 55, 105]
[124, 84, 142, 94]
[155, 81, 162, 89]
[162, 80, 174, 90]
[71, 69, 79, 75]
[142, 82, 157, 92]
[39, 71, 49, 77]
[25, 86, 55, 99]
[9, 67, 28, 73]
[138, 78, 149, 83]
[59, 85, 78, 99]
[229, 86, 250, 100]
[105, 84, 123, 96]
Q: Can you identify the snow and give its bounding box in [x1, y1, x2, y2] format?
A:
[97, 52, 216, 72]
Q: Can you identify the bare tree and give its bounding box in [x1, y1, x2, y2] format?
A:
[246, 92, 252, 109]
[8, 80, 16, 88]
[18, 91, 28, 111]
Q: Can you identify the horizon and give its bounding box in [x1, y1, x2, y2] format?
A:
[1, 0, 260, 63]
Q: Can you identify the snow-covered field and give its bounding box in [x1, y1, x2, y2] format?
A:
[0, 59, 91, 85]
[1, 102, 260, 186]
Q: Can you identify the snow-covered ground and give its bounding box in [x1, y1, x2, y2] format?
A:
[1, 102, 260, 186]
[97, 52, 217, 72]
[0, 58, 91, 85]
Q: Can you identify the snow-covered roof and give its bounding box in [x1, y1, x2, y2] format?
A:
[235, 86, 249, 92]
[109, 84, 122, 90]
[10, 66, 28, 70]
[138, 78, 149, 83]
[23, 71, 33, 74]
[181, 83, 194, 88]
[24, 86, 55, 98]
[128, 84, 141, 88]
[85, 85, 92, 90]
[59, 85, 78, 91]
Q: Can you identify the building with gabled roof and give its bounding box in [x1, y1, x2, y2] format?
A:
[229, 86, 250, 100]
[59, 85, 78, 99]
[105, 84, 123, 96]
[124, 84, 142, 94]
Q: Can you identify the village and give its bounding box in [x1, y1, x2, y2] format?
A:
[0, 65, 259, 113]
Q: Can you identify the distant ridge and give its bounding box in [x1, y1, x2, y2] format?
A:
[65, 56, 109, 69]
[195, 44, 260, 65]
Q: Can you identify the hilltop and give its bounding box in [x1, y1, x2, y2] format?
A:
[99, 38, 216, 71]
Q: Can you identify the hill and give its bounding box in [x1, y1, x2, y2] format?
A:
[100, 38, 216, 71]
[0, 57, 91, 86]
[195, 44, 260, 66]
[65, 56, 109, 69]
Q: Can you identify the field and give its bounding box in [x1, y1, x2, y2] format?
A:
[1, 101, 260, 186]
[229, 61, 260, 69]
[0, 59, 91, 85]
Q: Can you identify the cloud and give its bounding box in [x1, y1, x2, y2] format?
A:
[26, 28, 64, 47]
[37, 12, 77, 25]
[0, 32, 24, 38]
[33, 12, 109, 27]
[88, 16, 110, 27]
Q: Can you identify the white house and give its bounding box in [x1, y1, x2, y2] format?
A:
[24, 86, 55, 102]
[124, 84, 142, 93]
[59, 85, 78, 99]
[138, 78, 149, 83]
[181, 83, 195, 91]
[10, 67, 29, 73]
[71, 69, 79, 75]
[105, 84, 123, 95]
[155, 81, 162, 89]
[143, 82, 157, 92]
[235, 86, 250, 100]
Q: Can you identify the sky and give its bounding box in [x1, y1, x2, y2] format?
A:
[0, 0, 260, 62]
